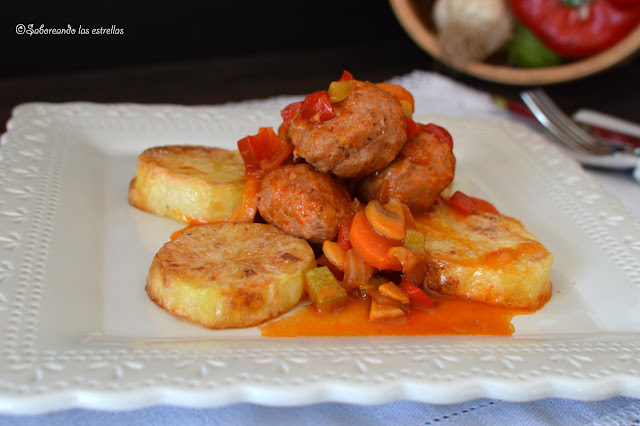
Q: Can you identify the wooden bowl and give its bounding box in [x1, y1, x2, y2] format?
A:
[389, 0, 640, 85]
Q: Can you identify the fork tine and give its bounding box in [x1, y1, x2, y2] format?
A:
[521, 91, 596, 153]
[521, 89, 614, 156]
[528, 90, 613, 154]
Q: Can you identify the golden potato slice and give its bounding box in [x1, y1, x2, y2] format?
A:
[146, 223, 316, 329]
[129, 145, 246, 223]
[416, 204, 553, 309]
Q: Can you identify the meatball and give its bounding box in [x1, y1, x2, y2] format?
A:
[289, 81, 407, 179]
[257, 163, 353, 244]
[357, 129, 456, 214]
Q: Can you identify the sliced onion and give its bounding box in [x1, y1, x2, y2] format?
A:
[388, 246, 429, 287]
[343, 248, 375, 291]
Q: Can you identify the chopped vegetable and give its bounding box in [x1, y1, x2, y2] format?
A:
[433, 0, 514, 63]
[343, 248, 375, 291]
[349, 210, 403, 271]
[237, 127, 293, 179]
[316, 254, 344, 281]
[398, 280, 436, 310]
[365, 199, 406, 242]
[322, 240, 347, 271]
[420, 123, 454, 148]
[507, 24, 564, 68]
[337, 223, 352, 251]
[508, 0, 640, 58]
[404, 229, 426, 253]
[405, 117, 421, 140]
[226, 176, 259, 223]
[401, 202, 417, 230]
[472, 197, 500, 215]
[280, 101, 303, 135]
[327, 80, 355, 103]
[376, 83, 415, 117]
[387, 246, 428, 287]
[449, 191, 475, 215]
[338, 70, 354, 81]
[369, 300, 405, 321]
[378, 282, 410, 304]
[299, 91, 336, 124]
[304, 266, 348, 312]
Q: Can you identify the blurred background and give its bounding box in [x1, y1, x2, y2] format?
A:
[1, 0, 639, 124]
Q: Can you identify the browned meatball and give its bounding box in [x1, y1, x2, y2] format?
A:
[289, 81, 407, 180]
[357, 130, 455, 214]
[257, 163, 354, 244]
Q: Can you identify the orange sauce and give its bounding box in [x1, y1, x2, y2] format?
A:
[260, 295, 533, 337]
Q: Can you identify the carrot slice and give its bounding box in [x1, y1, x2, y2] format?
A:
[349, 210, 402, 271]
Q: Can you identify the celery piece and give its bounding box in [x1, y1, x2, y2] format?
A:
[404, 229, 425, 253]
[304, 266, 347, 312]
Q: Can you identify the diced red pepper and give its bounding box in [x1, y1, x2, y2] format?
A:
[405, 117, 421, 140]
[338, 70, 354, 81]
[280, 101, 303, 134]
[337, 222, 352, 251]
[300, 91, 336, 124]
[449, 191, 475, 215]
[420, 123, 454, 148]
[471, 197, 500, 215]
[237, 127, 294, 179]
[398, 280, 435, 310]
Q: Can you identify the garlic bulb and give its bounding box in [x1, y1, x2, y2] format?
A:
[433, 0, 514, 65]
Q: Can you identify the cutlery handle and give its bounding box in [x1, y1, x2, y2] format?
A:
[573, 109, 640, 148]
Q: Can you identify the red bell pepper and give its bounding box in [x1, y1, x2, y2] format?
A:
[405, 117, 421, 140]
[508, 0, 640, 58]
[237, 127, 293, 179]
[280, 101, 303, 135]
[299, 90, 336, 124]
[398, 280, 435, 310]
[420, 123, 454, 148]
[338, 70, 354, 81]
[448, 191, 475, 216]
[337, 223, 352, 251]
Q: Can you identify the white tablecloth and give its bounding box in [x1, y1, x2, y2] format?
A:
[2, 71, 639, 425]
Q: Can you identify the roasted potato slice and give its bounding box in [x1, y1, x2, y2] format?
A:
[417, 204, 553, 309]
[129, 145, 246, 223]
[146, 223, 316, 329]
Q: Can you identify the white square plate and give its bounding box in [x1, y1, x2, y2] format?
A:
[1, 102, 639, 414]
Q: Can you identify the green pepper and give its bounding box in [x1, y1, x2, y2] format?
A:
[507, 25, 564, 68]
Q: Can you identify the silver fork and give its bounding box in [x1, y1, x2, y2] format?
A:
[520, 89, 640, 158]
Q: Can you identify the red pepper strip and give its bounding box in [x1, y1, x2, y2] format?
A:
[300, 91, 336, 124]
[405, 117, 421, 140]
[471, 197, 500, 215]
[337, 222, 352, 251]
[420, 123, 454, 148]
[449, 191, 475, 215]
[398, 280, 435, 310]
[280, 101, 303, 135]
[338, 70, 354, 81]
[237, 127, 294, 179]
[508, 0, 640, 58]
